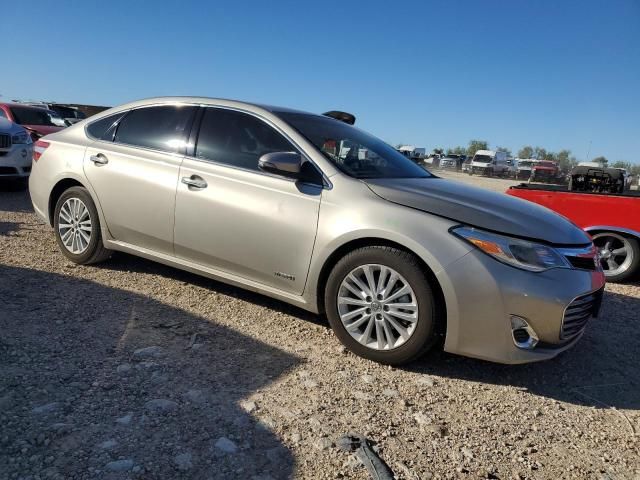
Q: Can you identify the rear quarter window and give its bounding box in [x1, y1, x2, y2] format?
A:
[86, 112, 126, 141]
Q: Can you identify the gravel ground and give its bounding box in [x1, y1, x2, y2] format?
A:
[1, 175, 638, 480]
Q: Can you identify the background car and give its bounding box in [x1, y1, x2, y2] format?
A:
[439, 154, 466, 170]
[0, 103, 65, 141]
[0, 118, 33, 186]
[20, 102, 87, 125]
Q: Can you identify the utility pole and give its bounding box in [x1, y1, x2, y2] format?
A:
[585, 140, 592, 162]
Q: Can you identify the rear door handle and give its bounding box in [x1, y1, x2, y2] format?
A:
[89, 154, 108, 165]
[181, 176, 207, 189]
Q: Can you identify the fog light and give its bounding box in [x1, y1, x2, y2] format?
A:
[510, 316, 539, 350]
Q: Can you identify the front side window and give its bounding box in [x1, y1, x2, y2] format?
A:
[114, 105, 197, 154]
[277, 112, 430, 179]
[0, 109, 7, 119]
[195, 108, 295, 171]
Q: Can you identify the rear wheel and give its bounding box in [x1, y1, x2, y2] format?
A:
[325, 246, 438, 365]
[54, 187, 111, 264]
[592, 232, 640, 282]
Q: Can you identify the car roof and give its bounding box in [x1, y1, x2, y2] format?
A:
[0, 102, 54, 112]
[105, 96, 321, 117]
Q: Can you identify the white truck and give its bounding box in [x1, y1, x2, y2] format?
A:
[468, 150, 510, 177]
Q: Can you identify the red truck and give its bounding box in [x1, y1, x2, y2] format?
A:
[508, 183, 640, 282]
[530, 160, 561, 183]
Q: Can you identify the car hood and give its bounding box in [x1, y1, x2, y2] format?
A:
[365, 177, 590, 245]
[0, 118, 27, 135]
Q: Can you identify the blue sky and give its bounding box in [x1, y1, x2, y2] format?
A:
[4, 0, 639, 163]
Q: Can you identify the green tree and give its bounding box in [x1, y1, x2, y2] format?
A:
[496, 146, 512, 157]
[556, 149, 576, 171]
[612, 160, 632, 170]
[433, 148, 444, 155]
[533, 146, 547, 160]
[447, 146, 467, 156]
[467, 140, 489, 157]
[518, 146, 534, 159]
[592, 156, 608, 167]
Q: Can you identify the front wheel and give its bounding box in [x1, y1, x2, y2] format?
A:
[592, 232, 640, 282]
[324, 246, 439, 365]
[54, 186, 112, 264]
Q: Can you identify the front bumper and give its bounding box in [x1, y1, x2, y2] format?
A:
[0, 145, 33, 178]
[437, 249, 606, 364]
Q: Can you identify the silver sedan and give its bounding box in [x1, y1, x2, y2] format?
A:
[29, 97, 605, 365]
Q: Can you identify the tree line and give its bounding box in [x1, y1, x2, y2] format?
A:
[437, 140, 639, 175]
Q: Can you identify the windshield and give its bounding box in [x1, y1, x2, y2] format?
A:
[537, 161, 556, 167]
[10, 107, 58, 127]
[473, 154, 493, 163]
[278, 113, 431, 179]
[519, 161, 535, 167]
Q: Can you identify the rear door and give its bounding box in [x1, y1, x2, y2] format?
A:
[173, 107, 323, 294]
[83, 104, 197, 254]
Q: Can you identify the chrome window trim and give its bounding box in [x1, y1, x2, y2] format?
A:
[85, 101, 332, 189]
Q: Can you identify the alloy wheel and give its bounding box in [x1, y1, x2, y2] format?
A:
[58, 198, 92, 255]
[337, 264, 418, 351]
[592, 232, 634, 278]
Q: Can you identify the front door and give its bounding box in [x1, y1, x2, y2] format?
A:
[174, 107, 322, 294]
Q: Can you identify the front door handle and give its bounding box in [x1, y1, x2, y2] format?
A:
[181, 176, 207, 189]
[89, 154, 108, 165]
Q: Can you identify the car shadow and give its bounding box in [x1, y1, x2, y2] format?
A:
[409, 290, 640, 410]
[0, 264, 300, 479]
[98, 251, 326, 328]
[0, 182, 32, 213]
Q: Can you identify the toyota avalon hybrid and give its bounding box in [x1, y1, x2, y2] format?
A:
[29, 97, 605, 365]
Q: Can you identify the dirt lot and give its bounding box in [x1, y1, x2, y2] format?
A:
[1, 173, 638, 480]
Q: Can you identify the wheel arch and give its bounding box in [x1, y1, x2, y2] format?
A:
[48, 176, 110, 242]
[48, 178, 86, 225]
[314, 237, 447, 337]
[585, 225, 640, 241]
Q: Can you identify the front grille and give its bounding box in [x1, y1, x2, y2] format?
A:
[23, 166, 32, 173]
[0, 133, 10, 149]
[561, 289, 603, 340]
[566, 255, 597, 270]
[0, 167, 18, 175]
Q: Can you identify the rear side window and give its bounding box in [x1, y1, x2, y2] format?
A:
[0, 109, 6, 119]
[86, 112, 126, 141]
[115, 105, 197, 153]
[195, 108, 294, 171]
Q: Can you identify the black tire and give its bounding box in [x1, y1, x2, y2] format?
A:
[324, 246, 439, 365]
[53, 186, 111, 265]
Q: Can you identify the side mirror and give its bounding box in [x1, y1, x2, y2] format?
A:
[258, 151, 302, 177]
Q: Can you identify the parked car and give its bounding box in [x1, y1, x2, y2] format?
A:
[30, 96, 603, 365]
[530, 160, 561, 183]
[468, 150, 510, 176]
[516, 159, 538, 179]
[439, 154, 466, 170]
[0, 103, 65, 141]
[0, 118, 33, 185]
[461, 157, 472, 173]
[508, 183, 640, 282]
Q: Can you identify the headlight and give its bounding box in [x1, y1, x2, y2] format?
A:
[12, 132, 32, 145]
[452, 226, 569, 272]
